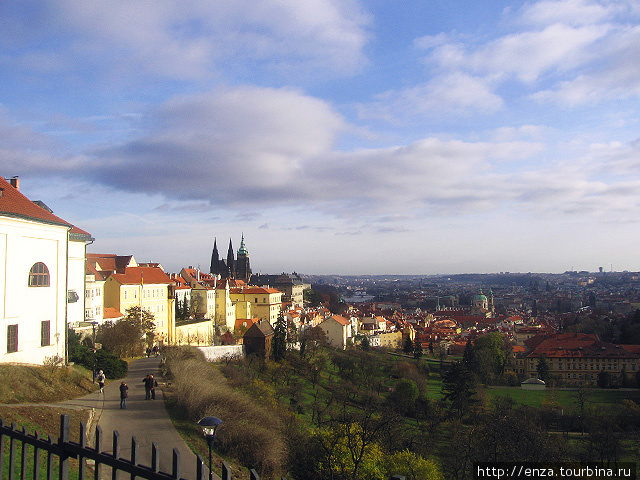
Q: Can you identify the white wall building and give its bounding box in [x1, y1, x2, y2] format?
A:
[0, 177, 92, 364]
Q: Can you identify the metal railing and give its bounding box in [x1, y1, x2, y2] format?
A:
[0, 414, 406, 480]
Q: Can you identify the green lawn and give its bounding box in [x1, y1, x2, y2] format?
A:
[484, 386, 640, 409]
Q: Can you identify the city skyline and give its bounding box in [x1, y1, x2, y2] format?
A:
[3, 1, 640, 275]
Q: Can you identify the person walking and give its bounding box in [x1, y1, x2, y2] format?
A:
[96, 370, 106, 393]
[119, 382, 128, 409]
[150, 374, 158, 400]
[143, 374, 152, 400]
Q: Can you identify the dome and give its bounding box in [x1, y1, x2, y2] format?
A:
[472, 289, 487, 302]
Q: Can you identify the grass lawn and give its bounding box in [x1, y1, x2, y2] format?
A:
[484, 386, 640, 409]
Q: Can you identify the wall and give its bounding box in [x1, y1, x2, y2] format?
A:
[198, 345, 245, 362]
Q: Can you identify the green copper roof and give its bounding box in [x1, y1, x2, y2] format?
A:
[238, 234, 249, 256]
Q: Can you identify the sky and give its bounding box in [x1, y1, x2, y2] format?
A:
[2, 0, 640, 276]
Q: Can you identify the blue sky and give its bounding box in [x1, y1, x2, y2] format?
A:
[2, 0, 640, 275]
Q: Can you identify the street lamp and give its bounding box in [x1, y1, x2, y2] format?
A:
[90, 321, 99, 383]
[198, 416, 222, 480]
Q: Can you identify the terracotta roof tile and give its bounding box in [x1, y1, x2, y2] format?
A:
[0, 177, 91, 237]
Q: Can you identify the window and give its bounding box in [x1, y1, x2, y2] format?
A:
[41, 321, 50, 347]
[7, 325, 18, 353]
[28, 262, 50, 287]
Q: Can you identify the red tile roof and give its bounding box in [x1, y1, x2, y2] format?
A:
[109, 266, 171, 285]
[527, 333, 639, 359]
[0, 177, 91, 237]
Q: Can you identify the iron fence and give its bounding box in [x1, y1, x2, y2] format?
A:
[0, 414, 405, 480]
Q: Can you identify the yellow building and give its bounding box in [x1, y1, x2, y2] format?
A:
[230, 286, 282, 326]
[215, 279, 238, 332]
[103, 266, 175, 344]
[524, 333, 640, 387]
[378, 330, 403, 349]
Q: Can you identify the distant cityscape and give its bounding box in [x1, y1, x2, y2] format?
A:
[3, 174, 640, 389]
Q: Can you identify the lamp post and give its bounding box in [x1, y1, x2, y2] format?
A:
[198, 416, 222, 480]
[90, 321, 99, 383]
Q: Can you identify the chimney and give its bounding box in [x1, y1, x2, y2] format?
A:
[9, 177, 19, 190]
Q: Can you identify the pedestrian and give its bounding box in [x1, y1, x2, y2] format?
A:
[96, 370, 106, 393]
[146, 347, 151, 358]
[119, 382, 128, 409]
[152, 345, 159, 356]
[143, 374, 152, 400]
[150, 374, 158, 400]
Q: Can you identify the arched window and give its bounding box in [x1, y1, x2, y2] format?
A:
[28, 262, 50, 287]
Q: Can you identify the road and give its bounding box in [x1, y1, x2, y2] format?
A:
[58, 356, 218, 480]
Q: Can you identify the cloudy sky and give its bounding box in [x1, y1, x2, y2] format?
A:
[2, 0, 640, 275]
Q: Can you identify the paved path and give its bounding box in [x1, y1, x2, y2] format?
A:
[58, 357, 217, 480]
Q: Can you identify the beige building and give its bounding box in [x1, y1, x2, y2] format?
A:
[318, 315, 351, 350]
[524, 333, 640, 387]
[378, 330, 403, 349]
[0, 177, 92, 365]
[230, 286, 282, 326]
[103, 266, 175, 344]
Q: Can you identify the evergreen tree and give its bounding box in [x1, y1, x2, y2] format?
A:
[536, 355, 550, 383]
[403, 336, 414, 355]
[413, 341, 423, 360]
[428, 341, 434, 355]
[182, 296, 190, 319]
[272, 312, 287, 361]
[441, 361, 478, 418]
[462, 339, 478, 373]
[360, 335, 371, 351]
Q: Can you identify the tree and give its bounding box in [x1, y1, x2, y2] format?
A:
[97, 306, 155, 358]
[598, 369, 611, 389]
[536, 356, 551, 383]
[384, 449, 444, 480]
[388, 378, 419, 415]
[462, 339, 478, 373]
[403, 336, 414, 355]
[441, 361, 478, 418]
[272, 312, 287, 361]
[360, 335, 371, 351]
[413, 341, 423, 360]
[473, 332, 508, 383]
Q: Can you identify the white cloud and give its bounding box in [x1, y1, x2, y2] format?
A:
[1, 0, 370, 83]
[360, 73, 503, 121]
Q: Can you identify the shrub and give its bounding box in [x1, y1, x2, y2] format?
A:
[163, 347, 287, 477]
[95, 349, 128, 379]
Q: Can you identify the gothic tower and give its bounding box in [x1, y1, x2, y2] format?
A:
[226, 238, 235, 278]
[235, 234, 252, 282]
[210, 238, 220, 275]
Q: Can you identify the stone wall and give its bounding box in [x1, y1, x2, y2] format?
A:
[198, 345, 245, 362]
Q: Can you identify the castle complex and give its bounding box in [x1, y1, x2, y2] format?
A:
[209, 235, 252, 282]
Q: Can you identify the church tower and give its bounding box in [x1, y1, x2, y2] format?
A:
[235, 234, 252, 282]
[226, 239, 235, 278]
[210, 238, 220, 276]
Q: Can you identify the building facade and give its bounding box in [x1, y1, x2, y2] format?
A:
[0, 177, 92, 364]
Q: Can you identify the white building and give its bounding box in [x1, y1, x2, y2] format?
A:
[0, 177, 92, 364]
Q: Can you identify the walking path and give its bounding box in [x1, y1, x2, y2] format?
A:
[57, 356, 218, 480]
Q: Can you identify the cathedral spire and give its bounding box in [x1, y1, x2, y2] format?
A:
[226, 238, 235, 277]
[210, 238, 219, 275]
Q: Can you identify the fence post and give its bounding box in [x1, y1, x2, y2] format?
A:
[172, 448, 181, 479]
[21, 427, 28, 480]
[94, 426, 102, 480]
[33, 431, 42, 480]
[151, 443, 160, 472]
[78, 422, 86, 480]
[58, 415, 70, 480]
[131, 437, 139, 480]
[221, 461, 232, 480]
[9, 423, 16, 480]
[112, 430, 120, 480]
